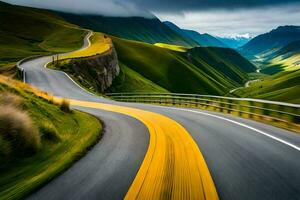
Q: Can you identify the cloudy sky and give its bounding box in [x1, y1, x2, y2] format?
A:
[4, 0, 300, 37]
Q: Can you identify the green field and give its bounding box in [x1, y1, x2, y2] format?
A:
[234, 69, 300, 103]
[107, 37, 255, 95]
[0, 76, 102, 200]
[0, 1, 86, 74]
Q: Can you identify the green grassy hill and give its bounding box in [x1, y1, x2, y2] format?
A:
[56, 12, 198, 47]
[107, 37, 256, 95]
[163, 21, 227, 47]
[0, 1, 86, 74]
[0, 75, 101, 199]
[257, 40, 300, 74]
[233, 69, 300, 103]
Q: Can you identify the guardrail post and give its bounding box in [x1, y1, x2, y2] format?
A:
[292, 115, 300, 124]
[249, 101, 254, 119]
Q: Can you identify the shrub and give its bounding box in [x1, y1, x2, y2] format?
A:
[0, 92, 23, 108]
[0, 136, 11, 159]
[0, 106, 41, 157]
[60, 99, 71, 113]
[40, 121, 60, 142]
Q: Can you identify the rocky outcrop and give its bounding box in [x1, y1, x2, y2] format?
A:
[68, 47, 119, 93]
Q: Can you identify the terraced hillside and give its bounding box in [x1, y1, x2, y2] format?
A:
[0, 1, 86, 74]
[107, 37, 256, 94]
[56, 12, 198, 47]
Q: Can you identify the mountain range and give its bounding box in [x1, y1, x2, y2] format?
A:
[55, 12, 199, 47]
[240, 26, 300, 58]
[1, 0, 300, 103]
[163, 21, 227, 47]
[217, 36, 250, 49]
[0, 1, 256, 96]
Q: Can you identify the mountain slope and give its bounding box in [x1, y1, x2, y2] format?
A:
[258, 40, 300, 74]
[0, 1, 86, 74]
[240, 26, 300, 58]
[234, 69, 300, 103]
[184, 31, 227, 47]
[275, 40, 300, 56]
[164, 21, 227, 47]
[0, 75, 101, 200]
[108, 37, 256, 95]
[56, 12, 198, 47]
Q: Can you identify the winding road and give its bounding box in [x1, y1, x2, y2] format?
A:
[22, 32, 300, 200]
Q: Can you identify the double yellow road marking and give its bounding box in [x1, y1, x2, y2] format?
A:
[70, 100, 219, 200]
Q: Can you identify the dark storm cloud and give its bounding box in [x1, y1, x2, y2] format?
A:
[2, 0, 151, 17]
[3, 0, 300, 37]
[3, 0, 300, 15]
[126, 0, 300, 12]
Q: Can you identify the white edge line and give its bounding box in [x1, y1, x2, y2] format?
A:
[146, 104, 300, 152]
[23, 68, 26, 83]
[18, 30, 96, 97]
[43, 61, 96, 97]
[41, 30, 97, 97]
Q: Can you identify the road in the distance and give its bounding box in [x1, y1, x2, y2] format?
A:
[22, 32, 300, 199]
[23, 33, 150, 200]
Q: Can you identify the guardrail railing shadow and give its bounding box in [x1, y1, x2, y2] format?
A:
[106, 93, 300, 133]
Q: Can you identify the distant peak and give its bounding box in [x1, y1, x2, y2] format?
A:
[271, 25, 300, 33]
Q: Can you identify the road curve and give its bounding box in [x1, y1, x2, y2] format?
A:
[21, 32, 300, 200]
[23, 32, 218, 200]
[22, 32, 151, 199]
[29, 107, 149, 200]
[70, 100, 218, 200]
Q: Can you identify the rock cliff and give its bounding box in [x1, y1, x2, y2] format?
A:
[66, 47, 119, 93]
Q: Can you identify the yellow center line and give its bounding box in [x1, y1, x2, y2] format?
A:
[70, 99, 219, 200]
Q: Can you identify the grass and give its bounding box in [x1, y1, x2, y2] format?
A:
[0, 75, 102, 200]
[234, 69, 300, 103]
[107, 63, 169, 93]
[253, 40, 300, 75]
[47, 32, 116, 94]
[0, 1, 86, 75]
[108, 37, 255, 95]
[0, 105, 41, 156]
[154, 43, 188, 52]
[236, 40, 300, 104]
[261, 53, 300, 74]
[61, 32, 111, 59]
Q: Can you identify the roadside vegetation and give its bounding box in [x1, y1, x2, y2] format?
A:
[0, 75, 102, 200]
[0, 1, 86, 75]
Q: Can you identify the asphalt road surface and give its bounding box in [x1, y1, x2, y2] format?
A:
[22, 33, 300, 200]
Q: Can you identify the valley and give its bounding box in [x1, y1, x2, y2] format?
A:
[0, 1, 300, 200]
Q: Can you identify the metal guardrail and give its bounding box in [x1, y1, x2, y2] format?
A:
[106, 93, 300, 130]
[17, 54, 51, 83]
